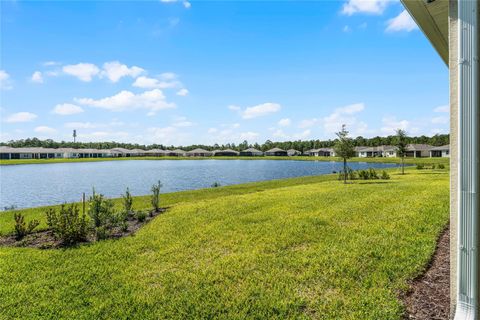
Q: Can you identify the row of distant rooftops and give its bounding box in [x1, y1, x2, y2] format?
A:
[0, 144, 450, 158]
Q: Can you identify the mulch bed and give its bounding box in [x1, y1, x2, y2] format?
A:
[0, 208, 166, 249]
[403, 226, 450, 320]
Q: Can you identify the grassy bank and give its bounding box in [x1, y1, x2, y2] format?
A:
[0, 168, 449, 319]
[0, 155, 450, 166]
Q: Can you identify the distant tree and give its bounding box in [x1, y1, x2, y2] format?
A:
[395, 129, 408, 175]
[333, 125, 355, 184]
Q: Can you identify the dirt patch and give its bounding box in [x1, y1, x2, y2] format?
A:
[0, 208, 166, 249]
[403, 226, 450, 320]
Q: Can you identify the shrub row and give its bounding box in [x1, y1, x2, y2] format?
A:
[12, 181, 164, 245]
[337, 168, 390, 181]
[417, 163, 445, 170]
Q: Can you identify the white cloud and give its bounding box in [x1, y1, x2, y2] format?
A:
[343, 25, 352, 32]
[434, 105, 449, 113]
[299, 118, 319, 129]
[62, 63, 100, 82]
[176, 88, 189, 96]
[239, 131, 259, 141]
[5, 112, 37, 123]
[31, 71, 44, 83]
[100, 61, 144, 82]
[323, 103, 368, 136]
[183, 1, 191, 8]
[208, 128, 218, 134]
[278, 118, 291, 127]
[432, 116, 449, 124]
[77, 131, 131, 142]
[342, 0, 390, 15]
[230, 102, 281, 119]
[146, 126, 189, 145]
[228, 105, 241, 111]
[43, 61, 61, 66]
[52, 103, 84, 115]
[0, 70, 13, 90]
[76, 89, 175, 114]
[380, 116, 410, 135]
[132, 75, 181, 89]
[386, 10, 418, 32]
[34, 126, 57, 134]
[160, 0, 191, 8]
[172, 116, 194, 127]
[64, 120, 124, 129]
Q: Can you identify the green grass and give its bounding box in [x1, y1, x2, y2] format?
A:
[0, 155, 450, 166]
[0, 169, 449, 319]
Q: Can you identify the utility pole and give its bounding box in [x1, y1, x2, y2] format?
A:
[73, 129, 77, 143]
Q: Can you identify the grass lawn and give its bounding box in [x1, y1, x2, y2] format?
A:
[0, 155, 450, 166]
[0, 169, 449, 319]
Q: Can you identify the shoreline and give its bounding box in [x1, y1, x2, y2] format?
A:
[0, 155, 450, 166]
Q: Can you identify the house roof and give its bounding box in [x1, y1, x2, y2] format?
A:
[407, 144, 433, 151]
[241, 148, 263, 153]
[431, 144, 450, 151]
[401, 0, 448, 64]
[145, 149, 165, 154]
[169, 149, 186, 153]
[266, 147, 286, 153]
[186, 148, 212, 154]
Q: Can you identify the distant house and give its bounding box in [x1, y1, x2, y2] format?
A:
[355, 145, 397, 158]
[145, 149, 166, 157]
[165, 149, 186, 157]
[287, 149, 301, 156]
[240, 148, 264, 156]
[110, 147, 133, 157]
[307, 148, 335, 157]
[186, 148, 213, 157]
[265, 148, 288, 156]
[130, 149, 147, 157]
[405, 144, 433, 158]
[430, 145, 450, 158]
[213, 149, 239, 156]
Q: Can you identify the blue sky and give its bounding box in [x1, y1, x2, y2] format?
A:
[0, 0, 449, 145]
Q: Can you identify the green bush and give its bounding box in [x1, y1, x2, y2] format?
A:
[122, 187, 134, 215]
[438, 164, 445, 169]
[211, 182, 221, 188]
[416, 164, 424, 170]
[381, 171, 390, 180]
[136, 211, 147, 222]
[88, 190, 116, 229]
[431, 164, 436, 169]
[151, 181, 162, 213]
[358, 170, 369, 180]
[46, 204, 88, 245]
[13, 213, 39, 240]
[368, 168, 379, 179]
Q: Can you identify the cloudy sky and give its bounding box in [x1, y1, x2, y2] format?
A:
[0, 0, 448, 145]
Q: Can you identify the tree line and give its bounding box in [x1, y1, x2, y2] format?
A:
[0, 133, 449, 152]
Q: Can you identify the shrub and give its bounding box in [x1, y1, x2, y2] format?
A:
[416, 164, 424, 170]
[381, 171, 390, 180]
[211, 182, 221, 188]
[46, 204, 88, 245]
[431, 164, 436, 169]
[438, 164, 445, 169]
[151, 181, 162, 213]
[136, 211, 147, 222]
[368, 168, 379, 179]
[122, 187, 134, 215]
[88, 190, 116, 229]
[13, 213, 39, 240]
[358, 170, 369, 180]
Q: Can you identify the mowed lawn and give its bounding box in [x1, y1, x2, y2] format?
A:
[0, 170, 449, 319]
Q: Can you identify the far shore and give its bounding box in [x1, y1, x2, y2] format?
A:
[0, 155, 450, 166]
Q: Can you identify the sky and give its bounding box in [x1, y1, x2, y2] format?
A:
[0, 0, 449, 146]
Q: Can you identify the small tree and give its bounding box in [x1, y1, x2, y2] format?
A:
[13, 213, 39, 240]
[46, 204, 88, 245]
[151, 181, 162, 213]
[122, 188, 134, 214]
[394, 129, 408, 175]
[333, 125, 355, 184]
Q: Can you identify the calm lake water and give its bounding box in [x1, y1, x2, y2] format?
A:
[0, 160, 398, 209]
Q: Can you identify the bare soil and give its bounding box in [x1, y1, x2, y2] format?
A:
[403, 226, 450, 320]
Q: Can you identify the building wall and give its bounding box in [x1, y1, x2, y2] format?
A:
[449, 0, 458, 315]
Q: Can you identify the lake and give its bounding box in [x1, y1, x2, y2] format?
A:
[0, 159, 398, 209]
